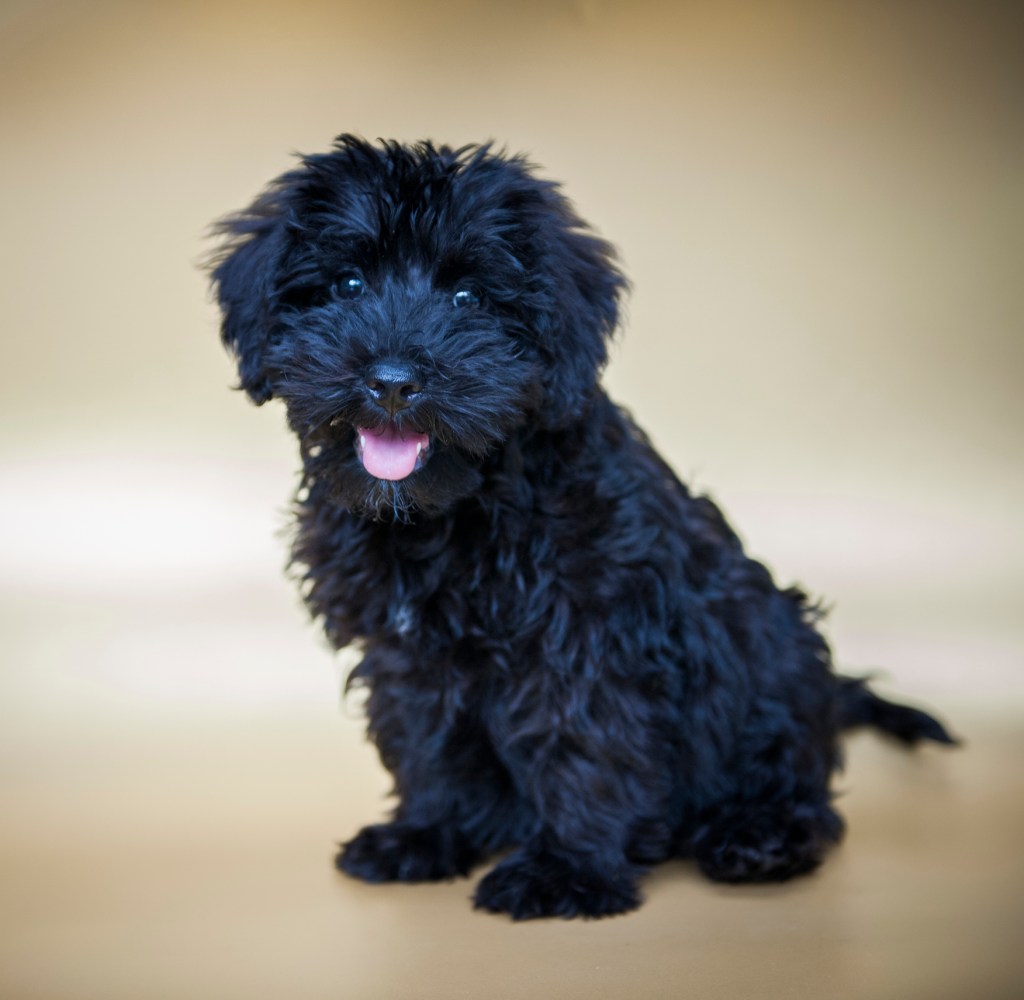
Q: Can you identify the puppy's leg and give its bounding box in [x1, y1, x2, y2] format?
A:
[337, 646, 514, 883]
[337, 737, 515, 883]
[472, 791, 654, 920]
[690, 705, 844, 883]
[473, 836, 643, 920]
[338, 820, 482, 883]
[691, 796, 843, 883]
[474, 681, 672, 920]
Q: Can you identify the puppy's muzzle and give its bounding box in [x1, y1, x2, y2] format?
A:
[363, 360, 423, 417]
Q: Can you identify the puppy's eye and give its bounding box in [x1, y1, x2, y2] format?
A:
[452, 288, 479, 309]
[335, 276, 365, 299]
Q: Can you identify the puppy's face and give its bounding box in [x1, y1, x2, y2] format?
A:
[211, 136, 625, 519]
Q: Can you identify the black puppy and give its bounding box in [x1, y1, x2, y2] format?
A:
[211, 135, 954, 920]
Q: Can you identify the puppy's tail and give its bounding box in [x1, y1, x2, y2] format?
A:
[837, 675, 959, 746]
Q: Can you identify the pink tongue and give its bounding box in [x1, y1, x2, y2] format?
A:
[358, 425, 429, 481]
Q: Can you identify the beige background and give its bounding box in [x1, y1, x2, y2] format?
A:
[1, 2, 1022, 998]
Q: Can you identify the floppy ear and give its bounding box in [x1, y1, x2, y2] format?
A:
[209, 189, 290, 405]
[526, 186, 627, 428]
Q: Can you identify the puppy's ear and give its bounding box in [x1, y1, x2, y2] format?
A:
[209, 187, 290, 405]
[527, 186, 627, 428]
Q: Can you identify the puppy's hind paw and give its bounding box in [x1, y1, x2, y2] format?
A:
[474, 848, 641, 920]
[693, 803, 842, 884]
[336, 822, 480, 883]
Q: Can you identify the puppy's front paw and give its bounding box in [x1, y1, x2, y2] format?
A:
[474, 848, 640, 920]
[336, 822, 480, 883]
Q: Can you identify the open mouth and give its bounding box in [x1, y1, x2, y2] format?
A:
[355, 423, 431, 481]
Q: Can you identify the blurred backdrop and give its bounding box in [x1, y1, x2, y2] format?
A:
[1, 2, 1021, 998]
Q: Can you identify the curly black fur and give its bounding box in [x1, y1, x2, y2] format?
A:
[210, 135, 956, 920]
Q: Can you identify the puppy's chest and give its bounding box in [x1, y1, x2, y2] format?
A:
[380, 522, 551, 649]
[400, 545, 538, 641]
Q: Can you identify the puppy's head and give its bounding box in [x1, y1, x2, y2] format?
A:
[210, 135, 626, 518]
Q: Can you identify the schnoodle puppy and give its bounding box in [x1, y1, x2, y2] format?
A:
[210, 135, 955, 919]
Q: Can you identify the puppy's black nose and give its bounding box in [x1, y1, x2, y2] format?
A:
[363, 361, 423, 414]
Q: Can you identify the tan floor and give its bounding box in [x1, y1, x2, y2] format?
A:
[1, 585, 1022, 1000]
[2, 715, 1022, 1000]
